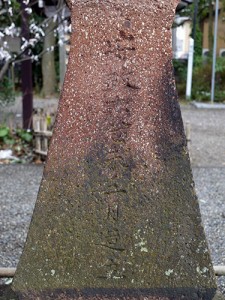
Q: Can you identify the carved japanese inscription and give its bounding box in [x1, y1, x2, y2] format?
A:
[12, 0, 217, 299]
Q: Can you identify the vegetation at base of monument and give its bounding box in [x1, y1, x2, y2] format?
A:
[0, 125, 33, 162]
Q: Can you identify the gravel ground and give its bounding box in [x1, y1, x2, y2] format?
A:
[0, 104, 225, 295]
[182, 105, 225, 168]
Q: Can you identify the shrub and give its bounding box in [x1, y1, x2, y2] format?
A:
[173, 59, 187, 98]
[0, 76, 15, 107]
[192, 56, 225, 102]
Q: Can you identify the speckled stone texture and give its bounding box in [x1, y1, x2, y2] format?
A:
[12, 0, 217, 299]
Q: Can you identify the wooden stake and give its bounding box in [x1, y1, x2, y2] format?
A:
[0, 268, 16, 278]
[1, 266, 225, 278]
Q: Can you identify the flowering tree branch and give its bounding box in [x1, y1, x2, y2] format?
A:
[0, 1, 70, 81]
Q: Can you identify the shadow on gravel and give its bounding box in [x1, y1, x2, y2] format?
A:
[0, 285, 18, 300]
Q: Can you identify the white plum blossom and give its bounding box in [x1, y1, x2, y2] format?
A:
[58, 39, 64, 46]
[47, 46, 54, 52]
[0, 47, 11, 61]
[38, 0, 44, 8]
[4, 23, 15, 36]
[64, 23, 72, 33]
[28, 38, 38, 47]
[25, 7, 32, 14]
[30, 23, 45, 37]
[21, 37, 29, 51]
[35, 33, 40, 39]
[29, 23, 36, 32]
[39, 28, 45, 36]
[31, 55, 39, 61]
[53, 14, 58, 23]
[3, 41, 8, 48]
[8, 7, 13, 16]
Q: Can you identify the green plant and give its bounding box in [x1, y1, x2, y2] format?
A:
[194, 24, 203, 58]
[0, 76, 15, 107]
[173, 59, 187, 98]
[0, 125, 15, 145]
[192, 57, 225, 102]
[0, 125, 34, 162]
[16, 129, 33, 143]
[0, 126, 9, 138]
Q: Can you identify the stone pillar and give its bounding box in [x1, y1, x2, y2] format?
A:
[12, 0, 217, 299]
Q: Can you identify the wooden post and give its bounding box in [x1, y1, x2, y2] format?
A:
[33, 110, 41, 158]
[0, 268, 16, 278]
[40, 114, 48, 153]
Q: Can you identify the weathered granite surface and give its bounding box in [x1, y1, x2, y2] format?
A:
[12, 0, 217, 299]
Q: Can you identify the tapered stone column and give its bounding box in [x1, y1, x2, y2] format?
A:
[12, 0, 217, 299]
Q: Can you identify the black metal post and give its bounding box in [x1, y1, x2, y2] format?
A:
[21, 0, 33, 130]
[192, 0, 199, 40]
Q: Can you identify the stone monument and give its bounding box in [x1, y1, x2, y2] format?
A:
[12, 0, 218, 299]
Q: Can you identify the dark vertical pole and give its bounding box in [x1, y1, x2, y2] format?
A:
[21, 0, 33, 129]
[192, 0, 199, 41]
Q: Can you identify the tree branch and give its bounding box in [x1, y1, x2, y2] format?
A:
[0, 60, 10, 81]
[0, 3, 69, 81]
